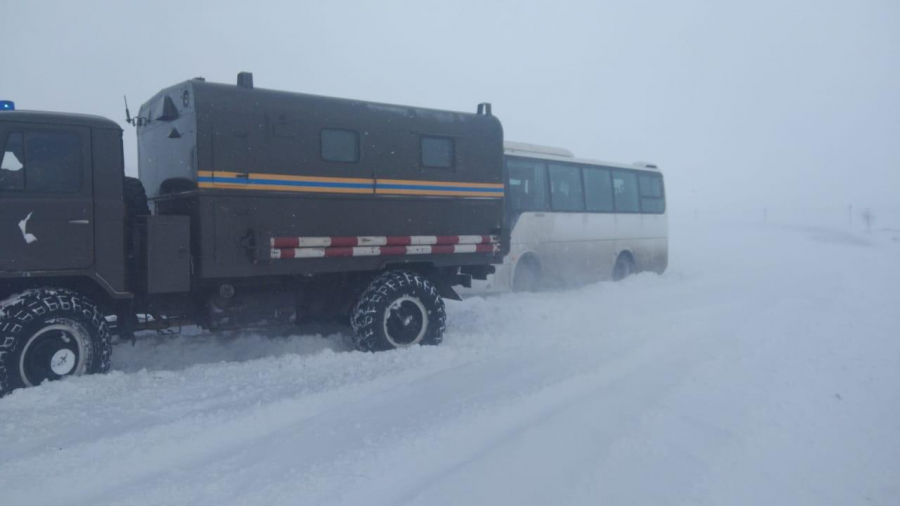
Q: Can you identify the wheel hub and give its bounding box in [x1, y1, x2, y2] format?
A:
[383, 296, 428, 347]
[19, 322, 88, 387]
[50, 349, 77, 376]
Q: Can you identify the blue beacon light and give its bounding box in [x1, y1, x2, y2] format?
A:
[0, 100, 15, 111]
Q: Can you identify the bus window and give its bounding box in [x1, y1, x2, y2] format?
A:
[612, 170, 640, 213]
[549, 163, 585, 211]
[506, 158, 548, 210]
[639, 173, 665, 214]
[583, 167, 614, 212]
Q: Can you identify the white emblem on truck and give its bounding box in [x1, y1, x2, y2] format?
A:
[18, 211, 38, 244]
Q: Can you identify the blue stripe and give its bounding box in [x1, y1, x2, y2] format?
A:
[377, 184, 501, 193]
[198, 176, 503, 194]
[199, 176, 371, 189]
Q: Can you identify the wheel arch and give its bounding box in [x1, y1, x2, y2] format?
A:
[513, 250, 542, 277]
[615, 248, 636, 267]
[0, 276, 120, 316]
[612, 249, 637, 281]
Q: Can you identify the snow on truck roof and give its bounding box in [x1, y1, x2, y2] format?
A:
[504, 141, 660, 172]
[0, 110, 121, 131]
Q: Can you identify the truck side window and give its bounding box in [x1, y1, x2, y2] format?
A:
[321, 128, 359, 163]
[421, 136, 454, 168]
[25, 132, 82, 193]
[0, 132, 25, 191]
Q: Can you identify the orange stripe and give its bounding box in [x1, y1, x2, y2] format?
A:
[377, 178, 503, 189]
[376, 188, 504, 197]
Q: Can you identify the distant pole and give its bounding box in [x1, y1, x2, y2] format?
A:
[848, 204, 853, 228]
[763, 208, 768, 223]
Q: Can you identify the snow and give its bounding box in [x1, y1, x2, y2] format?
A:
[1, 219, 898, 506]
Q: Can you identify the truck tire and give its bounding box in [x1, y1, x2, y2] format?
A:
[124, 176, 150, 219]
[0, 289, 112, 397]
[350, 271, 446, 352]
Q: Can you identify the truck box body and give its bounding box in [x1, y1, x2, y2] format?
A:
[137, 80, 506, 280]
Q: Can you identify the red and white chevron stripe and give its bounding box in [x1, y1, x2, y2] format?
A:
[271, 243, 497, 259]
[270, 235, 497, 249]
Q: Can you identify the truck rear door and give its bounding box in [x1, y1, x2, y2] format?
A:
[0, 125, 94, 271]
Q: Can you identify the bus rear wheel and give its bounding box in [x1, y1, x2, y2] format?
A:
[513, 257, 541, 292]
[613, 253, 635, 281]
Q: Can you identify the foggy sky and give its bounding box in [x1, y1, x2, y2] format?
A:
[5, 0, 899, 220]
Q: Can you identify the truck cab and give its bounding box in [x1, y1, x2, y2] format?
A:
[0, 111, 130, 301]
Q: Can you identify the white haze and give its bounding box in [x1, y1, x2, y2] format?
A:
[3, 3, 900, 504]
[5, 0, 899, 226]
[2, 220, 898, 504]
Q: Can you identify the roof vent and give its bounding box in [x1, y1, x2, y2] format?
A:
[237, 72, 254, 89]
[477, 102, 492, 116]
[504, 141, 574, 158]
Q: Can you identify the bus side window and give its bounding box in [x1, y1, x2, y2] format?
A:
[548, 163, 585, 211]
[506, 159, 548, 210]
[612, 170, 640, 213]
[638, 173, 665, 214]
[584, 167, 614, 212]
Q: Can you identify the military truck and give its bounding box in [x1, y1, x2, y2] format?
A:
[0, 73, 506, 396]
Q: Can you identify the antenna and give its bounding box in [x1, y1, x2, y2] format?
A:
[124, 95, 135, 126]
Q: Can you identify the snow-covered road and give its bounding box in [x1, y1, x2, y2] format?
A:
[1, 221, 898, 506]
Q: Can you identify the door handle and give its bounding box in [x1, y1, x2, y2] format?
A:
[68, 220, 90, 225]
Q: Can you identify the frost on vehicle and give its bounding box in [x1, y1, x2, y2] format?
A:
[467, 141, 668, 294]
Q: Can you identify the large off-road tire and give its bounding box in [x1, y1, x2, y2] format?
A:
[0, 289, 112, 397]
[350, 271, 446, 352]
[124, 176, 150, 219]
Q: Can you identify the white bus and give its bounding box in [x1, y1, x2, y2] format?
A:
[475, 141, 668, 292]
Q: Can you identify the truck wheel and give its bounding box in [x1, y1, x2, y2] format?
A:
[124, 176, 150, 218]
[0, 289, 112, 397]
[351, 271, 446, 352]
